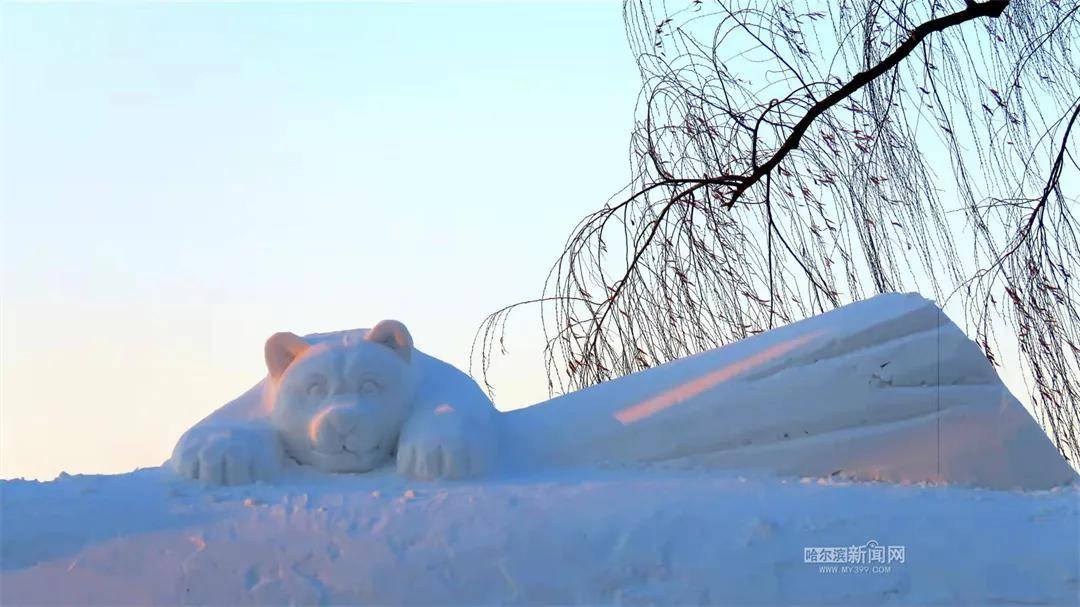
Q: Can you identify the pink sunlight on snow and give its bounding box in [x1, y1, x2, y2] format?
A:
[615, 330, 826, 425]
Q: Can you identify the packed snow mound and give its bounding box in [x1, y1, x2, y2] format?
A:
[173, 292, 1076, 490]
[2, 467, 1078, 605]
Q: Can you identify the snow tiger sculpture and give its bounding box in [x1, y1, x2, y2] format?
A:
[172, 294, 1077, 489]
[171, 320, 497, 484]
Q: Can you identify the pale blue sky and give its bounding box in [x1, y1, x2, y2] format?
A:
[0, 3, 1043, 481]
[1, 2, 639, 479]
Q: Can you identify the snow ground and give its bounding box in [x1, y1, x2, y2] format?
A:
[2, 464, 1077, 605]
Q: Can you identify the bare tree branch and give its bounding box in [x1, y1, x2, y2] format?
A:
[476, 0, 1080, 466]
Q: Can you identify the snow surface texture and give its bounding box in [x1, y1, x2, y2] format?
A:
[173, 292, 1076, 490]
[2, 467, 1078, 605]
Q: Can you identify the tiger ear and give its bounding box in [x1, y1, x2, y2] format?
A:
[365, 320, 413, 362]
[265, 332, 310, 379]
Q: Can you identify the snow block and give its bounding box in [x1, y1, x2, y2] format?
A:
[501, 293, 1077, 490]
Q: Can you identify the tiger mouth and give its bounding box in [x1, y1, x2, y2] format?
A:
[314, 440, 384, 459]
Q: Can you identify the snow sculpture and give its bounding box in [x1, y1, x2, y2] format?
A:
[171, 320, 498, 484]
[171, 294, 1077, 489]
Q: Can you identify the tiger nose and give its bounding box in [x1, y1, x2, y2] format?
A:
[325, 405, 360, 435]
[310, 404, 362, 445]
